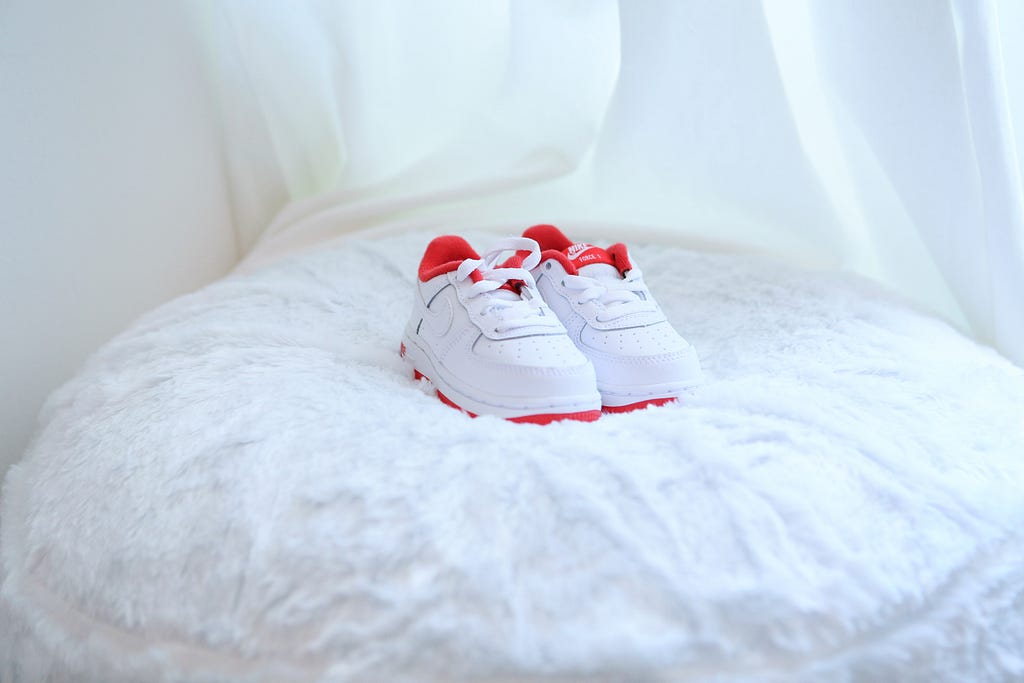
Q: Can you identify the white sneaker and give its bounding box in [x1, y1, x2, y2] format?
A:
[522, 224, 702, 412]
[401, 235, 602, 423]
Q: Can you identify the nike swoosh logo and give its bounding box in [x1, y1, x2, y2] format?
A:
[422, 286, 454, 337]
[567, 242, 591, 258]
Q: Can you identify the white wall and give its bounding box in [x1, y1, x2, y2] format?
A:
[0, 1, 239, 480]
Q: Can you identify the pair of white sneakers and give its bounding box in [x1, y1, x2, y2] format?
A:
[400, 224, 702, 424]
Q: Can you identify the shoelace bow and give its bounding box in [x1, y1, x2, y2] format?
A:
[563, 266, 651, 320]
[455, 237, 556, 334]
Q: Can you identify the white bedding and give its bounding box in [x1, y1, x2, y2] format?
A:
[2, 230, 1023, 682]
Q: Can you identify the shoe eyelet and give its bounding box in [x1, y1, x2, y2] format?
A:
[545, 262, 551, 270]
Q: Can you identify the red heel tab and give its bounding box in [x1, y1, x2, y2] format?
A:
[606, 243, 633, 275]
[419, 235, 480, 282]
[523, 224, 573, 251]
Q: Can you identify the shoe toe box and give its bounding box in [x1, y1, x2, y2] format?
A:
[581, 322, 703, 389]
[467, 333, 598, 400]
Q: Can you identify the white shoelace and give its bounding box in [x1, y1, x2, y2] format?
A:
[563, 266, 651, 321]
[455, 237, 557, 334]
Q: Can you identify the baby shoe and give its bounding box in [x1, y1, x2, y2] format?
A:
[522, 224, 702, 412]
[401, 235, 602, 423]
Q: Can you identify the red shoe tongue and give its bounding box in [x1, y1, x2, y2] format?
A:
[492, 251, 530, 296]
[564, 242, 616, 274]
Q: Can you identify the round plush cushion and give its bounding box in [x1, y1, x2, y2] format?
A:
[3, 231, 1024, 683]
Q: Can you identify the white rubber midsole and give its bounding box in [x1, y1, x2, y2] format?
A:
[401, 334, 602, 419]
[597, 376, 703, 407]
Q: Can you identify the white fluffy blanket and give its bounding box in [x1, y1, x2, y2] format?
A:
[3, 231, 1024, 682]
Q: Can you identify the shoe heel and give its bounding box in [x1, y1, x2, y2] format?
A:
[401, 339, 429, 381]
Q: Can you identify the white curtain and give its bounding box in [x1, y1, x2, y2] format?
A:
[2, 0, 1021, 479]
[195, 0, 1024, 366]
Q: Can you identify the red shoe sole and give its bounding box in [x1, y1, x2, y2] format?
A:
[602, 397, 678, 413]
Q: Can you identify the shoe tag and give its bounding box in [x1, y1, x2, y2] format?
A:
[565, 243, 615, 269]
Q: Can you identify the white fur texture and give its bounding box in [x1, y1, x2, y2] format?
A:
[2, 231, 1024, 682]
